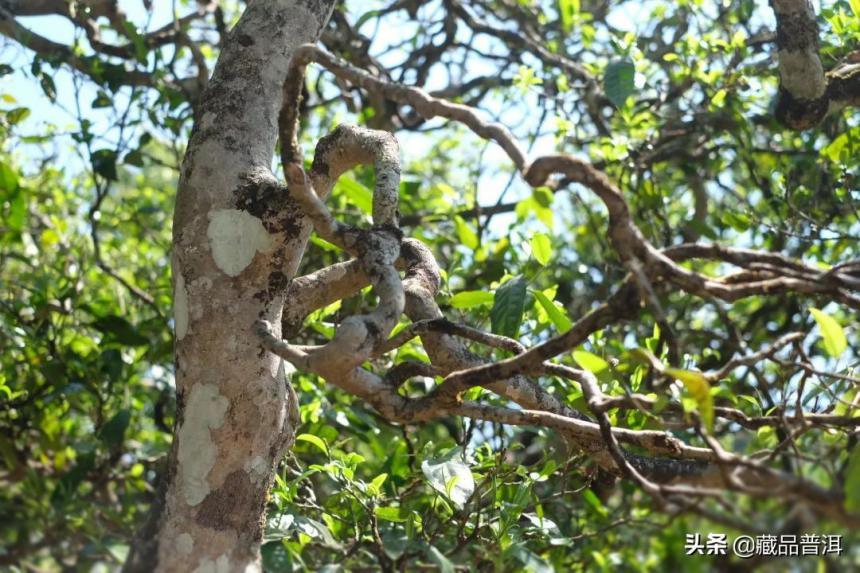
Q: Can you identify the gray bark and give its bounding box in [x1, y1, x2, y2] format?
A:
[146, 1, 336, 571]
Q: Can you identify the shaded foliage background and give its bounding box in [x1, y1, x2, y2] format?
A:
[1, 0, 859, 571]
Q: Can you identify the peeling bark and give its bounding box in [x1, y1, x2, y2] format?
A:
[127, 1, 338, 571]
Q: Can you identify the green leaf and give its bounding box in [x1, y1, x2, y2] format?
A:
[368, 472, 388, 496]
[454, 215, 479, 250]
[530, 233, 552, 265]
[91, 315, 149, 346]
[381, 530, 409, 560]
[490, 276, 527, 338]
[123, 149, 144, 167]
[450, 290, 494, 309]
[99, 409, 131, 447]
[558, 0, 580, 33]
[604, 59, 635, 108]
[810, 308, 847, 358]
[665, 368, 713, 431]
[427, 545, 455, 573]
[421, 449, 474, 509]
[582, 489, 608, 518]
[532, 290, 572, 332]
[261, 542, 291, 572]
[513, 65, 543, 92]
[844, 444, 860, 512]
[573, 350, 609, 374]
[293, 516, 341, 549]
[374, 506, 408, 522]
[39, 74, 57, 102]
[6, 107, 30, 125]
[295, 433, 328, 455]
[52, 453, 95, 504]
[91, 149, 118, 181]
[92, 91, 113, 108]
[0, 161, 19, 192]
[264, 514, 295, 543]
[123, 21, 149, 63]
[335, 176, 373, 214]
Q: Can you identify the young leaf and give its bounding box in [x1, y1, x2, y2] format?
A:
[453, 215, 479, 250]
[530, 233, 552, 265]
[558, 0, 580, 33]
[368, 473, 388, 496]
[581, 489, 608, 518]
[810, 308, 847, 358]
[295, 433, 328, 455]
[335, 176, 373, 214]
[573, 350, 609, 374]
[490, 276, 527, 338]
[532, 290, 572, 332]
[450, 290, 494, 309]
[604, 58, 635, 108]
[665, 368, 713, 431]
[374, 506, 408, 522]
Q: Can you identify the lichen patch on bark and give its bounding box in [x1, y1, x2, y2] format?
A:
[245, 455, 268, 483]
[192, 554, 231, 573]
[175, 533, 194, 556]
[176, 384, 230, 506]
[206, 209, 274, 277]
[174, 272, 190, 340]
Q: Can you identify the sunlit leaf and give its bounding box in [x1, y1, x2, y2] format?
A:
[665, 368, 713, 431]
[454, 215, 479, 250]
[573, 350, 609, 374]
[532, 290, 572, 332]
[335, 176, 373, 214]
[530, 233, 552, 265]
[295, 433, 328, 455]
[810, 308, 847, 358]
[450, 290, 494, 308]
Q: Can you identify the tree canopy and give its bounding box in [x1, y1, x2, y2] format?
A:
[1, 0, 859, 571]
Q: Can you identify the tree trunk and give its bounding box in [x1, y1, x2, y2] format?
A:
[134, 2, 336, 571]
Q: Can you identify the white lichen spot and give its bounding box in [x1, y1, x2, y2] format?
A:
[174, 273, 190, 340]
[206, 209, 274, 277]
[192, 554, 231, 573]
[226, 335, 239, 353]
[177, 384, 230, 506]
[245, 455, 268, 482]
[176, 533, 194, 556]
[779, 52, 826, 99]
[200, 111, 217, 131]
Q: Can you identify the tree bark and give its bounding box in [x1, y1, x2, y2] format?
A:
[137, 1, 336, 571]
